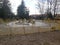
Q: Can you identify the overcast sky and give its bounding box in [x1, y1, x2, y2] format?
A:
[9, 0, 48, 15]
[9, 0, 60, 15]
[9, 0, 39, 15]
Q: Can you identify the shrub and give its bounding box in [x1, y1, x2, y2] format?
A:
[51, 26, 56, 31]
[0, 18, 4, 24]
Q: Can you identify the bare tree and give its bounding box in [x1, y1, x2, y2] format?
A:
[37, 0, 44, 14]
[47, 0, 58, 18]
[53, 0, 57, 17]
[37, 0, 58, 19]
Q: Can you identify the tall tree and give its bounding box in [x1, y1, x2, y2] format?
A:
[17, 0, 29, 19]
[3, 0, 11, 19]
[0, 0, 4, 18]
[37, 0, 44, 14]
[36, 0, 46, 20]
[0, 0, 12, 19]
[46, 0, 53, 19]
[53, 0, 57, 17]
[47, 0, 57, 18]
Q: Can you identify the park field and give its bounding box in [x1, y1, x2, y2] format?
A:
[0, 20, 60, 45]
[0, 20, 60, 35]
[0, 31, 60, 45]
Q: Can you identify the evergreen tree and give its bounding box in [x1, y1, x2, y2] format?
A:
[3, 0, 11, 19]
[0, 0, 12, 19]
[17, 0, 29, 19]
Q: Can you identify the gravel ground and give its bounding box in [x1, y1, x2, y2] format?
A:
[0, 31, 60, 45]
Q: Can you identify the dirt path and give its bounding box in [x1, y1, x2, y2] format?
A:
[0, 31, 60, 45]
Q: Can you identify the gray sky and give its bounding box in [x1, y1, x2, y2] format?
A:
[9, 0, 40, 15]
[9, 0, 60, 15]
